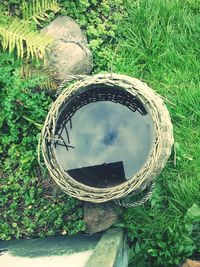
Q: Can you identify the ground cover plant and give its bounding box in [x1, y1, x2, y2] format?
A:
[112, 0, 200, 266]
[0, 0, 124, 240]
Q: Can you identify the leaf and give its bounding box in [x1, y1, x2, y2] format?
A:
[185, 204, 200, 222]
[135, 241, 141, 254]
[148, 248, 158, 257]
[0, 18, 53, 61]
[20, 64, 58, 90]
[177, 244, 184, 253]
[158, 241, 167, 249]
[22, 0, 60, 25]
[12, 223, 17, 228]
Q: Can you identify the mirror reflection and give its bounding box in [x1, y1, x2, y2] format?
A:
[53, 89, 154, 188]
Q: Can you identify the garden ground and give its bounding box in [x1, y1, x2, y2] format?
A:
[0, 1, 200, 267]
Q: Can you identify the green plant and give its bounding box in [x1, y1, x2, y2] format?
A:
[0, 18, 53, 61]
[59, 0, 125, 72]
[123, 202, 200, 267]
[22, 0, 60, 25]
[0, 0, 60, 61]
[20, 63, 58, 90]
[0, 51, 86, 240]
[0, 0, 125, 241]
[129, 224, 195, 267]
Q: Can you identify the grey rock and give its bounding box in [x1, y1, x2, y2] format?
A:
[42, 16, 93, 81]
[83, 202, 123, 234]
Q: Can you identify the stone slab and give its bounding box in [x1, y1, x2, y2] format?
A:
[0, 234, 102, 267]
[85, 228, 128, 267]
[0, 229, 128, 267]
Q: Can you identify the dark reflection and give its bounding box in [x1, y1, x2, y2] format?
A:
[53, 86, 154, 188]
[68, 162, 126, 187]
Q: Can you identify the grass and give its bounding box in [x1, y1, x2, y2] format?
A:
[112, 0, 200, 266]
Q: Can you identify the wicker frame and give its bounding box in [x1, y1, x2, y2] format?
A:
[40, 73, 174, 203]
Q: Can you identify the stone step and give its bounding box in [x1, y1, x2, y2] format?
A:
[0, 234, 101, 267]
[85, 228, 128, 267]
[0, 228, 128, 267]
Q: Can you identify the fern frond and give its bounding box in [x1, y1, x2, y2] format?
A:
[0, 18, 53, 61]
[21, 64, 58, 90]
[39, 79, 58, 90]
[22, 0, 60, 25]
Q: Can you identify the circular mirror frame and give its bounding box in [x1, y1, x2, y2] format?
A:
[41, 73, 174, 203]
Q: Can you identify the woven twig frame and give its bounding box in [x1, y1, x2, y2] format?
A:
[41, 73, 173, 203]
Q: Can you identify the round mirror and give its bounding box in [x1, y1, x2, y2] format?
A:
[53, 85, 155, 188]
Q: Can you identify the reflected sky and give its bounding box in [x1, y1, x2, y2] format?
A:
[54, 101, 154, 181]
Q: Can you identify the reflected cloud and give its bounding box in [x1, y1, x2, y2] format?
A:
[54, 101, 154, 182]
